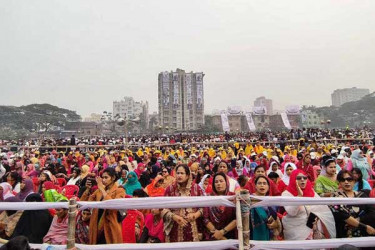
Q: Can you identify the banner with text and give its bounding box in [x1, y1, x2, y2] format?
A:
[245, 112, 256, 131]
[281, 112, 292, 129]
[221, 112, 230, 132]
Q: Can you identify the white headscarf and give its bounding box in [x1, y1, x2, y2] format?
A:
[281, 162, 297, 185]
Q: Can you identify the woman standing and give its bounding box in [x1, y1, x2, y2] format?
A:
[296, 154, 316, 182]
[80, 168, 126, 244]
[314, 157, 338, 197]
[250, 176, 281, 241]
[282, 170, 336, 240]
[216, 161, 240, 193]
[330, 170, 375, 238]
[162, 164, 203, 242]
[203, 173, 236, 240]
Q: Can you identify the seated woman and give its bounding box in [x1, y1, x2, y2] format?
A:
[352, 167, 372, 195]
[12, 193, 52, 243]
[75, 209, 92, 244]
[124, 171, 142, 196]
[140, 208, 165, 243]
[16, 179, 34, 201]
[282, 169, 336, 240]
[330, 170, 375, 238]
[43, 206, 69, 245]
[66, 167, 81, 186]
[42, 181, 67, 202]
[160, 167, 175, 189]
[80, 167, 126, 244]
[0, 197, 23, 239]
[204, 173, 237, 240]
[144, 175, 165, 197]
[250, 176, 281, 241]
[314, 156, 338, 197]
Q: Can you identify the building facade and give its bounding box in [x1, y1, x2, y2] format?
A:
[301, 110, 323, 128]
[113, 97, 149, 129]
[158, 69, 204, 131]
[254, 96, 273, 115]
[331, 87, 370, 107]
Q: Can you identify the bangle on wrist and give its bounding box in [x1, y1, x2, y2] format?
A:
[222, 228, 228, 235]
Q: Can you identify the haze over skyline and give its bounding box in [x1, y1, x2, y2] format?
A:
[1, 0, 374, 117]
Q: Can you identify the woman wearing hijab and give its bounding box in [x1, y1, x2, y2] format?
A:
[351, 149, 373, 180]
[282, 169, 336, 240]
[314, 156, 338, 197]
[244, 165, 281, 196]
[23, 164, 38, 179]
[124, 171, 142, 196]
[266, 161, 284, 180]
[140, 208, 165, 243]
[0, 197, 23, 239]
[203, 173, 237, 240]
[296, 153, 316, 182]
[12, 193, 52, 243]
[134, 163, 146, 178]
[277, 162, 297, 193]
[78, 165, 91, 197]
[144, 175, 165, 197]
[0, 182, 14, 201]
[15, 179, 34, 201]
[198, 174, 212, 195]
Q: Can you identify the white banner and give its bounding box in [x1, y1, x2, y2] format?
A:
[280, 112, 292, 129]
[173, 73, 179, 107]
[245, 112, 256, 131]
[186, 73, 192, 109]
[286, 105, 300, 115]
[196, 73, 203, 109]
[253, 106, 267, 115]
[162, 72, 170, 108]
[221, 112, 230, 132]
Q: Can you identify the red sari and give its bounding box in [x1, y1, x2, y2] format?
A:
[161, 177, 203, 242]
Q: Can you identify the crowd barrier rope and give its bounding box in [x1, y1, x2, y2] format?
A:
[1, 193, 375, 249]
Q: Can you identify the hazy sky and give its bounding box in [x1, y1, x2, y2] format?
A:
[1, 0, 374, 118]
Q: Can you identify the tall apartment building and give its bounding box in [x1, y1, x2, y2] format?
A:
[113, 97, 149, 128]
[331, 87, 370, 106]
[254, 96, 273, 115]
[158, 69, 204, 131]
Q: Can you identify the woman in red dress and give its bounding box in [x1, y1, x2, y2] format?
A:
[162, 164, 204, 242]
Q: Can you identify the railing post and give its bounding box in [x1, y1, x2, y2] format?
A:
[67, 198, 78, 249]
[240, 190, 251, 249]
[236, 192, 244, 250]
[237, 190, 250, 250]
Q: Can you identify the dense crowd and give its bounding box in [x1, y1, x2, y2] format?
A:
[0, 130, 375, 249]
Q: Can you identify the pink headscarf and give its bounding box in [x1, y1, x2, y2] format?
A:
[0, 182, 14, 201]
